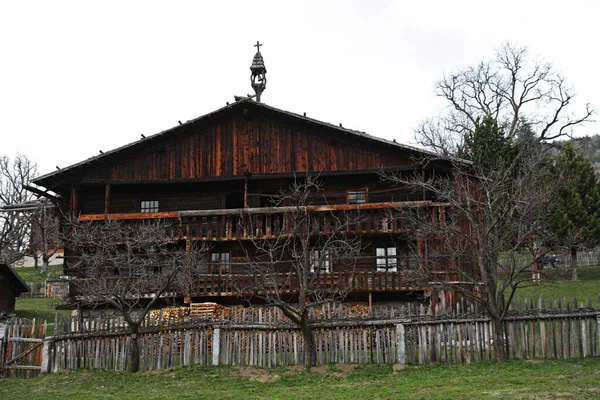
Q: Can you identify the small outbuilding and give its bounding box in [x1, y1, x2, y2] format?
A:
[0, 261, 29, 315]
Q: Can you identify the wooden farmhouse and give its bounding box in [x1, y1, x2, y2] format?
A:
[30, 45, 479, 309]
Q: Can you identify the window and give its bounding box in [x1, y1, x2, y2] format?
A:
[310, 249, 330, 273]
[347, 189, 367, 204]
[210, 252, 231, 274]
[141, 200, 159, 213]
[376, 247, 397, 272]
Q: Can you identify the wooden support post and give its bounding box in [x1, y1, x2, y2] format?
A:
[421, 167, 426, 201]
[243, 176, 249, 209]
[70, 187, 78, 218]
[41, 339, 53, 373]
[368, 292, 373, 315]
[417, 235, 423, 271]
[396, 324, 406, 364]
[212, 327, 221, 365]
[104, 184, 111, 218]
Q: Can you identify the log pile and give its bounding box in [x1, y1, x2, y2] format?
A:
[148, 306, 190, 325]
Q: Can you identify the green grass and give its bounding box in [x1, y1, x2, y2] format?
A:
[512, 265, 600, 306]
[1, 359, 600, 399]
[14, 264, 64, 283]
[14, 297, 71, 322]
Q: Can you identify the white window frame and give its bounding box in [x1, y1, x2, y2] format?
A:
[141, 200, 159, 213]
[310, 249, 330, 273]
[347, 189, 367, 204]
[376, 247, 397, 272]
[210, 252, 231, 274]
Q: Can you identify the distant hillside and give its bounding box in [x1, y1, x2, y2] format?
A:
[551, 135, 600, 177]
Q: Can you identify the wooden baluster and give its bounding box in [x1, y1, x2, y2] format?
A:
[200, 216, 207, 240]
[205, 217, 212, 240]
[266, 214, 272, 237]
[242, 214, 248, 238]
[225, 215, 231, 239]
[273, 214, 280, 235]
[235, 214, 241, 239]
[256, 214, 263, 238]
[216, 214, 222, 240]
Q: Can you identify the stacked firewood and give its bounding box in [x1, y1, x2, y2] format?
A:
[148, 306, 190, 325]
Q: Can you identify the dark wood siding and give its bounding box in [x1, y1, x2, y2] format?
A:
[0, 281, 17, 314]
[82, 115, 414, 183]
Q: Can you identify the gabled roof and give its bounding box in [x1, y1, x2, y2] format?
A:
[0, 262, 29, 294]
[32, 98, 466, 189]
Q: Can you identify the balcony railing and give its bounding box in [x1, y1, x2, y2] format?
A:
[188, 270, 429, 297]
[79, 201, 449, 241]
[69, 270, 436, 299]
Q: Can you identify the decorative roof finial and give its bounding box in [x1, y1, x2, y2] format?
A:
[250, 41, 267, 102]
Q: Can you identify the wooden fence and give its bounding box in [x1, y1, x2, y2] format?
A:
[2, 297, 600, 377]
[21, 280, 70, 298]
[0, 319, 47, 378]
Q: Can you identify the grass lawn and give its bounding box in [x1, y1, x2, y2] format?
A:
[1, 359, 599, 399]
[512, 265, 600, 307]
[13, 264, 71, 328]
[14, 264, 64, 283]
[14, 297, 71, 322]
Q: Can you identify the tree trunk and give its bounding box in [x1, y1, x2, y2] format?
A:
[302, 322, 317, 366]
[570, 246, 578, 281]
[491, 317, 507, 362]
[41, 257, 49, 275]
[128, 325, 141, 372]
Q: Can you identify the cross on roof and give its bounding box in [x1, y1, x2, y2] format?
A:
[254, 41, 262, 52]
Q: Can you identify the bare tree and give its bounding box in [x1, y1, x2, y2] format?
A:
[416, 43, 594, 154]
[29, 199, 62, 274]
[384, 123, 565, 361]
[234, 177, 362, 366]
[385, 152, 560, 361]
[401, 43, 594, 361]
[0, 155, 37, 263]
[64, 218, 208, 372]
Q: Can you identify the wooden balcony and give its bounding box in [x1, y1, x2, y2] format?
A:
[188, 270, 426, 297]
[78, 201, 449, 241]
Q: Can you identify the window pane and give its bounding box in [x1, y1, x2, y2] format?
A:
[376, 248, 385, 257]
[210, 252, 230, 274]
[141, 200, 159, 213]
[348, 190, 366, 204]
[387, 247, 396, 256]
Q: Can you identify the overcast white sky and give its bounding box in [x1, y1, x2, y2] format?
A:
[1, 1, 599, 177]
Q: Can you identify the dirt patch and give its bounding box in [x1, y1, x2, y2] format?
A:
[336, 364, 357, 374]
[76, 372, 92, 382]
[144, 370, 164, 375]
[526, 359, 544, 364]
[287, 365, 306, 375]
[392, 364, 406, 374]
[311, 364, 356, 378]
[235, 367, 280, 383]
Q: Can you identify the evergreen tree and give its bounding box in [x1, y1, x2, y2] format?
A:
[461, 115, 516, 175]
[548, 142, 600, 280]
